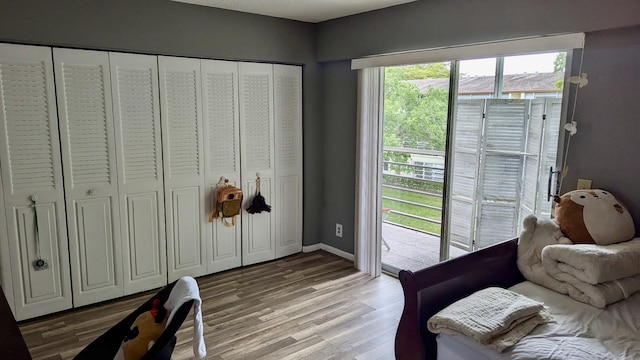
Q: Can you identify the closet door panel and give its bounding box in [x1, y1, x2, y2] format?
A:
[276, 176, 301, 255]
[274, 65, 303, 257]
[54, 48, 123, 306]
[74, 198, 115, 291]
[110, 52, 166, 294]
[159, 56, 206, 281]
[171, 187, 201, 269]
[125, 193, 160, 281]
[0, 43, 72, 320]
[243, 177, 274, 259]
[201, 59, 241, 273]
[239, 62, 276, 265]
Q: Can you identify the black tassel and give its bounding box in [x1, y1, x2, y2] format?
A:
[247, 191, 271, 214]
[247, 176, 271, 214]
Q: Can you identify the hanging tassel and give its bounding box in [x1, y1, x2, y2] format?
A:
[247, 176, 271, 214]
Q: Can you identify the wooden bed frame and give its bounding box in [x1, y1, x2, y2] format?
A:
[395, 238, 525, 360]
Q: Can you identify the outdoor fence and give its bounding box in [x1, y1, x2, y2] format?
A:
[382, 147, 445, 236]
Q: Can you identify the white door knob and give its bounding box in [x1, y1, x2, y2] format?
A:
[88, 189, 96, 196]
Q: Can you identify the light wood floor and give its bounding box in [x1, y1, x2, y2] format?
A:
[19, 251, 404, 360]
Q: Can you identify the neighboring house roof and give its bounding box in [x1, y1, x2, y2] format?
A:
[407, 72, 564, 94]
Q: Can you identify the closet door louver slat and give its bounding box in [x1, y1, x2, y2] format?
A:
[0, 43, 72, 320]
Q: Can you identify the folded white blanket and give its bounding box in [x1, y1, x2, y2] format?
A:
[427, 287, 553, 352]
[563, 274, 640, 309]
[517, 215, 574, 296]
[518, 215, 640, 308]
[541, 238, 640, 284]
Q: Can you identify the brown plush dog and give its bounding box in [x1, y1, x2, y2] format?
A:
[119, 299, 169, 360]
[554, 189, 635, 245]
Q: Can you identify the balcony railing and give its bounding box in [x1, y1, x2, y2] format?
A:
[382, 147, 445, 237]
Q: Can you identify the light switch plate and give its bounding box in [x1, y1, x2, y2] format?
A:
[577, 178, 592, 190]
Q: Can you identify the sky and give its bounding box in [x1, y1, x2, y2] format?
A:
[459, 52, 562, 77]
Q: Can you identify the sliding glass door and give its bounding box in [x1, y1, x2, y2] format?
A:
[380, 51, 568, 274]
[448, 52, 567, 252]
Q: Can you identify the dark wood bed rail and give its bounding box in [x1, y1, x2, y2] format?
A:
[395, 238, 525, 360]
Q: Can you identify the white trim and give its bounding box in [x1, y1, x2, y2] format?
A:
[0, 166, 14, 314]
[302, 244, 321, 253]
[354, 67, 384, 276]
[351, 33, 585, 69]
[303, 244, 355, 262]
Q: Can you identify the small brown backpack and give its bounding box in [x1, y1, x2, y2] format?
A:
[209, 178, 243, 226]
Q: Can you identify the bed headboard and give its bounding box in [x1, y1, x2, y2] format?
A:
[395, 238, 524, 360]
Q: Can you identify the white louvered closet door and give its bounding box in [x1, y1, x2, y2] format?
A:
[54, 48, 123, 306]
[274, 65, 303, 258]
[0, 44, 72, 320]
[201, 60, 242, 274]
[158, 56, 207, 281]
[110, 53, 167, 294]
[239, 62, 276, 265]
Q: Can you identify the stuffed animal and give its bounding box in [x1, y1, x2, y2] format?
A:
[117, 298, 169, 360]
[553, 189, 635, 245]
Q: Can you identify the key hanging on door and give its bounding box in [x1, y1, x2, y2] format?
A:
[31, 195, 48, 271]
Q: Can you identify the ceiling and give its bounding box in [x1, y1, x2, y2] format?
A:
[171, 0, 418, 23]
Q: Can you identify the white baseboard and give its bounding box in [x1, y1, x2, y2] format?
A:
[303, 243, 354, 262]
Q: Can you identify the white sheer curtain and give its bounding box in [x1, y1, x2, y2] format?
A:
[354, 67, 384, 276]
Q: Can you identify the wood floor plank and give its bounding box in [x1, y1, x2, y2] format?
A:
[18, 251, 403, 359]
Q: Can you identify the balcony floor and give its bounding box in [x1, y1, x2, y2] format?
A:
[381, 223, 468, 273]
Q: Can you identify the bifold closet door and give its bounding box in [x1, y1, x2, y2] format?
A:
[201, 60, 242, 273]
[110, 52, 167, 294]
[54, 48, 123, 307]
[158, 56, 207, 281]
[0, 44, 72, 320]
[274, 65, 303, 258]
[239, 62, 276, 265]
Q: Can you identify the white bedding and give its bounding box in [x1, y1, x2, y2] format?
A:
[436, 281, 640, 360]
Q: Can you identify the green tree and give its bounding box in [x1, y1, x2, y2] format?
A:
[383, 63, 450, 153]
[553, 52, 567, 72]
[383, 63, 450, 176]
[554, 52, 567, 89]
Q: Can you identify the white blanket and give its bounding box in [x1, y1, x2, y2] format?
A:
[559, 274, 640, 309]
[541, 238, 640, 284]
[427, 287, 553, 352]
[518, 215, 640, 308]
[517, 216, 573, 297]
[165, 276, 207, 358]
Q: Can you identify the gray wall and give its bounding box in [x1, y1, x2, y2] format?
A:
[316, 2, 640, 253]
[561, 25, 640, 233]
[0, 0, 323, 246]
[319, 61, 358, 253]
[317, 0, 640, 62]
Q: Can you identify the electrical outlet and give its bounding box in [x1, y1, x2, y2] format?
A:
[577, 178, 592, 190]
[336, 223, 343, 238]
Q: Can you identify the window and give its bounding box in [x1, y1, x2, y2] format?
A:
[353, 34, 583, 274]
